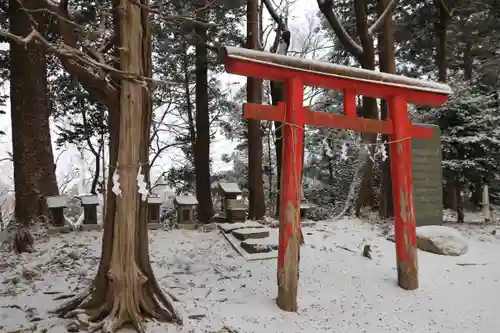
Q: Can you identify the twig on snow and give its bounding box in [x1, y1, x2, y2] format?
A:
[336, 245, 356, 253]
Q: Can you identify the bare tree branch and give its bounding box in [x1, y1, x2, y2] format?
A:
[262, 0, 287, 31]
[150, 142, 184, 167]
[0, 157, 12, 163]
[367, 0, 398, 36]
[438, 0, 452, 17]
[316, 0, 364, 60]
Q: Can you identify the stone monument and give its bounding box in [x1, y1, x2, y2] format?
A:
[411, 124, 442, 226]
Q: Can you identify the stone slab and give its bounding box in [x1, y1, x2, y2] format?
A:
[218, 182, 242, 195]
[175, 195, 198, 206]
[232, 227, 270, 240]
[221, 230, 278, 261]
[148, 223, 163, 230]
[47, 226, 72, 235]
[177, 223, 196, 230]
[241, 237, 278, 253]
[80, 224, 102, 231]
[213, 214, 227, 223]
[301, 220, 316, 227]
[412, 124, 443, 227]
[217, 221, 264, 233]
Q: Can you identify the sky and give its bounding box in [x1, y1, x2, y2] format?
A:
[0, 1, 319, 195]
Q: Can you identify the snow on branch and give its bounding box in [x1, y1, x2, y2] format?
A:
[3, 0, 211, 110]
[0, 27, 170, 87]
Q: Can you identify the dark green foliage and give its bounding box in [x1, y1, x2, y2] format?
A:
[439, 82, 500, 184]
[151, 0, 244, 192]
[51, 74, 107, 148]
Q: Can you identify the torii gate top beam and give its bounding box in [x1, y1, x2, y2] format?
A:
[221, 46, 452, 107]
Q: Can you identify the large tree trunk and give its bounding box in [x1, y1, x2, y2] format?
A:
[9, 0, 59, 252]
[353, 0, 377, 216]
[55, 1, 180, 331]
[377, 0, 396, 218]
[435, 0, 457, 211]
[435, 0, 450, 83]
[194, 0, 213, 224]
[247, 0, 266, 220]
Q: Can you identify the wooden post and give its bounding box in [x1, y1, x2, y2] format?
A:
[277, 77, 305, 311]
[483, 184, 490, 222]
[388, 96, 418, 290]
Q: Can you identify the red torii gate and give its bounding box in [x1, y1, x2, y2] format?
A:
[221, 46, 452, 311]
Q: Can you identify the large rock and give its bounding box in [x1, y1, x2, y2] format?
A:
[386, 225, 468, 256]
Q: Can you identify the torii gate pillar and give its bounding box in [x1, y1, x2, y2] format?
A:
[221, 46, 451, 311]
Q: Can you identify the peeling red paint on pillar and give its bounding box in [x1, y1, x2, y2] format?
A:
[388, 96, 419, 290]
[276, 77, 305, 311]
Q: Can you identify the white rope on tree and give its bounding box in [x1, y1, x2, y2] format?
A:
[330, 144, 368, 221]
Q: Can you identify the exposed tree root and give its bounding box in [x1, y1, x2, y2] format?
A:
[13, 228, 34, 254]
[51, 277, 183, 333]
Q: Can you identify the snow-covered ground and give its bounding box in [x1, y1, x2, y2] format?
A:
[1, 218, 499, 333]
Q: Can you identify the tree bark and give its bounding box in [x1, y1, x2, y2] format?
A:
[54, 1, 180, 331]
[435, 0, 450, 83]
[377, 0, 396, 218]
[9, 0, 59, 251]
[272, 83, 284, 217]
[80, 97, 103, 195]
[247, 0, 266, 220]
[318, 0, 398, 216]
[435, 0, 457, 212]
[353, 0, 377, 216]
[194, 0, 213, 223]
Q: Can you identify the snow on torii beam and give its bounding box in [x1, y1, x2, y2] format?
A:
[220, 46, 451, 310]
[222, 46, 451, 106]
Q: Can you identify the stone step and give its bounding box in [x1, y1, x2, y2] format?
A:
[80, 224, 102, 231]
[232, 227, 270, 240]
[213, 213, 227, 223]
[241, 238, 278, 253]
[148, 223, 163, 230]
[217, 221, 264, 233]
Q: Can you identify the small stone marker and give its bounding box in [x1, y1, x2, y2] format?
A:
[411, 124, 442, 226]
[227, 199, 247, 223]
[217, 182, 242, 211]
[299, 196, 311, 220]
[174, 195, 198, 229]
[232, 227, 270, 240]
[147, 196, 162, 229]
[80, 195, 99, 225]
[46, 195, 70, 227]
